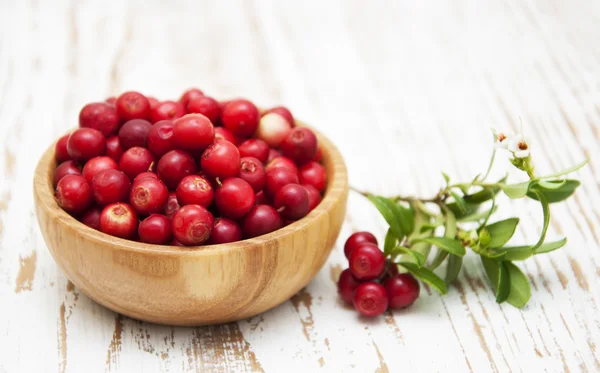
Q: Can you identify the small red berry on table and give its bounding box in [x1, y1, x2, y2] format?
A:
[337, 268, 361, 305]
[353, 282, 388, 317]
[344, 231, 378, 259]
[384, 273, 420, 309]
[349, 244, 385, 281]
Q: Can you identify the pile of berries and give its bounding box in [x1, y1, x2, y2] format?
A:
[338, 232, 420, 317]
[53, 89, 326, 246]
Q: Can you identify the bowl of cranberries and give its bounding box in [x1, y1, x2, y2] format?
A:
[33, 89, 348, 325]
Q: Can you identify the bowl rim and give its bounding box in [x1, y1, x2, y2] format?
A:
[34, 120, 348, 257]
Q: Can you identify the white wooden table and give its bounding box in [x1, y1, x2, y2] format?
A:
[1, 1, 599, 372]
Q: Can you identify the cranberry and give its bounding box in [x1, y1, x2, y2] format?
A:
[105, 136, 124, 162]
[105, 97, 116, 105]
[116, 91, 150, 121]
[187, 96, 221, 124]
[82, 156, 119, 185]
[92, 169, 131, 206]
[274, 184, 309, 220]
[176, 175, 213, 207]
[255, 190, 267, 205]
[349, 244, 385, 281]
[280, 127, 318, 165]
[238, 139, 269, 163]
[100, 202, 138, 239]
[164, 192, 181, 219]
[265, 156, 298, 175]
[303, 184, 321, 212]
[79, 102, 120, 136]
[267, 148, 282, 163]
[118, 119, 152, 149]
[147, 120, 175, 157]
[384, 274, 420, 309]
[138, 214, 172, 244]
[221, 99, 259, 137]
[172, 114, 215, 152]
[55, 174, 92, 215]
[119, 147, 155, 180]
[313, 147, 322, 162]
[157, 150, 197, 190]
[55, 134, 71, 163]
[239, 157, 265, 193]
[256, 113, 292, 147]
[150, 101, 185, 122]
[338, 268, 361, 305]
[201, 141, 240, 179]
[264, 167, 299, 199]
[209, 218, 242, 244]
[242, 205, 282, 238]
[353, 282, 388, 317]
[298, 161, 326, 192]
[264, 106, 294, 126]
[344, 232, 378, 259]
[80, 206, 102, 230]
[67, 128, 106, 161]
[171, 239, 185, 247]
[130, 177, 168, 215]
[214, 127, 236, 144]
[133, 172, 159, 184]
[171, 204, 214, 246]
[54, 160, 81, 186]
[215, 178, 255, 219]
[179, 88, 204, 108]
[147, 96, 160, 109]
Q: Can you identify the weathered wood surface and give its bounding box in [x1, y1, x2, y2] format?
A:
[0, 0, 599, 372]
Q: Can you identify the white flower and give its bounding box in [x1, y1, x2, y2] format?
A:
[493, 130, 512, 149]
[508, 133, 531, 158]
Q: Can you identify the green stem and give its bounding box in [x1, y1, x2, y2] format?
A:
[481, 149, 497, 182]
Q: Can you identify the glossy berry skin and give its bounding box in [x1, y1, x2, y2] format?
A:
[221, 99, 260, 137]
[239, 157, 265, 193]
[171, 204, 214, 246]
[118, 119, 152, 149]
[147, 97, 160, 109]
[265, 106, 294, 126]
[265, 156, 298, 175]
[130, 177, 168, 215]
[106, 96, 117, 105]
[91, 169, 131, 206]
[157, 150, 197, 190]
[214, 127, 236, 144]
[273, 183, 309, 220]
[255, 190, 267, 205]
[138, 214, 172, 244]
[187, 96, 221, 124]
[164, 192, 181, 219]
[79, 102, 120, 136]
[80, 206, 102, 230]
[119, 147, 155, 180]
[349, 244, 386, 281]
[172, 114, 215, 152]
[299, 161, 326, 192]
[215, 178, 255, 219]
[176, 175, 213, 207]
[147, 120, 175, 157]
[238, 139, 269, 163]
[133, 171, 159, 184]
[55, 134, 71, 163]
[150, 101, 185, 122]
[384, 274, 420, 309]
[267, 148, 282, 163]
[82, 156, 119, 185]
[55, 175, 92, 215]
[264, 167, 299, 199]
[256, 113, 292, 147]
[280, 127, 318, 165]
[208, 218, 242, 244]
[344, 231, 378, 259]
[338, 268, 361, 305]
[179, 88, 204, 108]
[353, 282, 388, 317]
[303, 184, 321, 212]
[313, 147, 322, 162]
[201, 141, 240, 179]
[105, 136, 124, 162]
[241, 205, 283, 238]
[67, 128, 106, 161]
[99, 202, 138, 239]
[54, 160, 81, 186]
[116, 91, 150, 121]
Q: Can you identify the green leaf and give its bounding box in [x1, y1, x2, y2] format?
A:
[535, 237, 567, 254]
[430, 207, 457, 269]
[367, 195, 406, 242]
[393, 203, 415, 237]
[538, 158, 589, 179]
[481, 256, 500, 293]
[500, 238, 567, 261]
[505, 262, 531, 308]
[495, 262, 511, 303]
[412, 237, 466, 257]
[442, 172, 450, 184]
[485, 218, 519, 248]
[463, 187, 499, 204]
[501, 181, 531, 199]
[478, 228, 492, 248]
[383, 228, 396, 256]
[400, 262, 448, 295]
[457, 204, 499, 222]
[530, 189, 550, 251]
[450, 191, 467, 214]
[537, 179, 566, 190]
[447, 202, 479, 219]
[445, 254, 462, 285]
[527, 180, 580, 203]
[391, 246, 426, 267]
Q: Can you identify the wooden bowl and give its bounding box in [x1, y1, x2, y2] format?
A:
[33, 122, 348, 326]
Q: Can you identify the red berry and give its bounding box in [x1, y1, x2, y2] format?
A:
[280, 127, 318, 165]
[171, 239, 185, 247]
[119, 147, 155, 180]
[176, 175, 213, 207]
[344, 232, 378, 259]
[179, 88, 204, 108]
[105, 136, 124, 162]
[209, 218, 242, 244]
[79, 102, 120, 136]
[239, 157, 265, 193]
[353, 282, 388, 317]
[241, 205, 282, 238]
[338, 268, 361, 304]
[303, 184, 321, 212]
[147, 120, 175, 157]
[80, 206, 102, 230]
[255, 190, 267, 205]
[221, 99, 259, 137]
[92, 169, 131, 206]
[187, 96, 221, 124]
[54, 160, 81, 186]
[265, 156, 298, 175]
[256, 113, 292, 147]
[238, 139, 269, 163]
[215, 178, 255, 219]
[171, 204, 214, 246]
[156, 150, 197, 190]
[384, 274, 420, 309]
[147, 96, 160, 109]
[349, 244, 385, 281]
[116, 91, 150, 121]
[264, 106, 294, 126]
[82, 156, 118, 185]
[264, 167, 299, 199]
[67, 128, 106, 161]
[106, 97, 116, 105]
[150, 101, 185, 122]
[214, 127, 236, 144]
[200, 141, 240, 179]
[118, 119, 152, 149]
[55, 134, 71, 163]
[133, 171, 159, 184]
[172, 114, 215, 152]
[100, 202, 138, 239]
[130, 176, 168, 215]
[299, 161, 326, 192]
[273, 184, 309, 220]
[313, 147, 322, 162]
[267, 148, 282, 163]
[55, 175, 92, 215]
[164, 192, 181, 219]
[138, 214, 172, 244]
